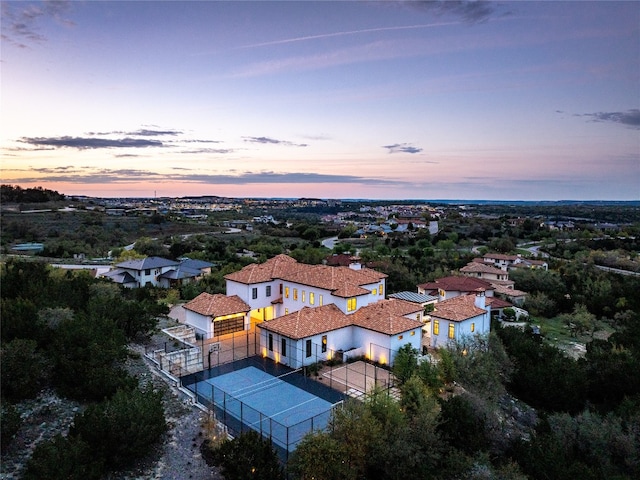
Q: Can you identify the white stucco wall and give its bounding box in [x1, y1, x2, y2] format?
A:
[430, 310, 491, 348]
[184, 310, 212, 338]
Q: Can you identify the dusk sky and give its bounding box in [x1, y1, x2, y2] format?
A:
[1, 1, 638, 200]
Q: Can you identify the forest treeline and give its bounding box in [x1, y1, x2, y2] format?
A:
[1, 185, 65, 203]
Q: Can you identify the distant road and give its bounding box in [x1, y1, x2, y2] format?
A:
[322, 236, 339, 249]
[593, 265, 640, 277]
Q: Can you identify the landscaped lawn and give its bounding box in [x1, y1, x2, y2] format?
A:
[527, 315, 615, 356]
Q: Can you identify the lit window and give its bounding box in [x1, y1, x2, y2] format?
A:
[319, 294, 323, 306]
[302, 290, 306, 303]
[379, 284, 384, 296]
[410, 331, 415, 336]
[471, 323, 475, 333]
[434, 320, 439, 335]
[321, 335, 327, 353]
[285, 286, 289, 298]
[347, 297, 357, 312]
[372, 288, 377, 296]
[310, 292, 315, 305]
[285, 308, 289, 315]
[293, 288, 298, 301]
[448, 323, 455, 339]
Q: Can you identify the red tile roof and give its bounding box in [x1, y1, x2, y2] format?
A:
[259, 299, 423, 339]
[418, 276, 493, 293]
[485, 296, 513, 309]
[431, 295, 487, 322]
[352, 299, 423, 335]
[460, 262, 506, 275]
[259, 304, 352, 339]
[224, 254, 299, 284]
[184, 293, 250, 317]
[224, 255, 386, 299]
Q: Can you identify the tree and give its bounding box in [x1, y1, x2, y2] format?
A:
[201, 430, 284, 480]
[400, 374, 433, 417]
[561, 304, 597, 338]
[70, 386, 167, 470]
[392, 343, 419, 385]
[438, 394, 488, 455]
[1, 338, 48, 401]
[289, 431, 351, 480]
[51, 315, 135, 401]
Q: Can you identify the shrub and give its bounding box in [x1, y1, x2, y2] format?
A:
[0, 338, 48, 401]
[0, 402, 21, 451]
[201, 430, 284, 480]
[23, 434, 104, 480]
[70, 386, 167, 469]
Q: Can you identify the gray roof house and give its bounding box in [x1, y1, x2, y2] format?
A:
[103, 256, 212, 288]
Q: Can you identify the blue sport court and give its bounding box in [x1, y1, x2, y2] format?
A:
[185, 359, 344, 454]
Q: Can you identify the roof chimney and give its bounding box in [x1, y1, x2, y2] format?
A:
[474, 288, 486, 309]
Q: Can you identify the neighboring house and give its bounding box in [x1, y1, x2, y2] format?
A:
[258, 299, 423, 368]
[429, 292, 491, 348]
[103, 256, 213, 288]
[510, 258, 549, 271]
[460, 262, 510, 282]
[481, 253, 548, 271]
[482, 253, 519, 271]
[417, 276, 494, 301]
[157, 258, 214, 288]
[183, 293, 250, 339]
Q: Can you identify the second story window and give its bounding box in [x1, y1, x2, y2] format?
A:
[347, 297, 357, 312]
[319, 294, 323, 306]
[252, 287, 258, 299]
[293, 288, 298, 301]
[448, 322, 455, 339]
[145, 269, 150, 275]
[266, 285, 271, 297]
[434, 320, 439, 335]
[379, 284, 384, 296]
[285, 286, 289, 298]
[301, 291, 305, 303]
[309, 292, 315, 305]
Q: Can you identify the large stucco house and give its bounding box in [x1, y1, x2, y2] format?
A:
[183, 254, 423, 366]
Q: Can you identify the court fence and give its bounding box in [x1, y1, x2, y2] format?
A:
[180, 356, 346, 462]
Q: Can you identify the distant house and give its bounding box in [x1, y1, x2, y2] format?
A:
[460, 261, 510, 282]
[103, 256, 213, 288]
[481, 252, 548, 271]
[429, 292, 491, 348]
[481, 253, 519, 271]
